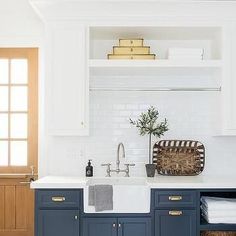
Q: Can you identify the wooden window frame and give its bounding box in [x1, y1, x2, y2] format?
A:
[0, 48, 38, 174]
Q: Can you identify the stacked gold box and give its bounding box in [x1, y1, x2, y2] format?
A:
[108, 39, 156, 60]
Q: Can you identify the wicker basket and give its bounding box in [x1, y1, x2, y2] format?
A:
[153, 140, 205, 176]
[201, 232, 236, 236]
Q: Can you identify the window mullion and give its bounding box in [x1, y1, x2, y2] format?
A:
[7, 59, 11, 166]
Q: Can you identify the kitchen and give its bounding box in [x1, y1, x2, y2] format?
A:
[0, 0, 236, 236]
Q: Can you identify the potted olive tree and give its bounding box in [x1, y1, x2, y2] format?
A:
[130, 106, 168, 177]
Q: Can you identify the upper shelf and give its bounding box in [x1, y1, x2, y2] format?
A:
[90, 59, 222, 68]
[89, 59, 222, 76]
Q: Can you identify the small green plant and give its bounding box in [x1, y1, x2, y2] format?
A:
[130, 106, 169, 164]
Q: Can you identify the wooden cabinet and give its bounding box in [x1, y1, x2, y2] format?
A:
[83, 217, 151, 236]
[38, 209, 79, 236]
[46, 23, 89, 136]
[155, 210, 196, 236]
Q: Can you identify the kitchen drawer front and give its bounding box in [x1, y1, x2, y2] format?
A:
[36, 190, 80, 208]
[154, 190, 197, 208]
[155, 209, 196, 236]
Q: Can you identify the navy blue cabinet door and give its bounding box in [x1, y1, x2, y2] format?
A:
[83, 218, 117, 236]
[155, 210, 196, 236]
[118, 218, 151, 236]
[38, 210, 79, 236]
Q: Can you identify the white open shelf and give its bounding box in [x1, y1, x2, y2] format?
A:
[89, 26, 222, 60]
[89, 59, 222, 68]
[89, 59, 222, 77]
[89, 25, 223, 91]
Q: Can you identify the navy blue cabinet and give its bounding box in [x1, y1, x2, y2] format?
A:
[35, 190, 81, 236]
[118, 218, 151, 236]
[83, 217, 151, 236]
[155, 210, 196, 236]
[38, 209, 79, 236]
[153, 190, 197, 236]
[154, 191, 197, 208]
[83, 218, 117, 236]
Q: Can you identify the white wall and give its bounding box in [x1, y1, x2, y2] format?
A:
[0, 0, 43, 46]
[1, 0, 236, 178]
[46, 82, 236, 178]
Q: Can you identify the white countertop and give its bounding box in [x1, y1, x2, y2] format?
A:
[31, 175, 236, 189]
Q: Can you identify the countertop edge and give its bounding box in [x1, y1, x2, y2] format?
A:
[30, 176, 236, 189]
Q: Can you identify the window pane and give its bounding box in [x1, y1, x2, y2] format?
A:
[10, 141, 27, 166]
[11, 59, 28, 84]
[10, 114, 27, 138]
[0, 141, 8, 166]
[0, 59, 9, 84]
[10, 86, 27, 111]
[0, 114, 8, 138]
[0, 87, 8, 111]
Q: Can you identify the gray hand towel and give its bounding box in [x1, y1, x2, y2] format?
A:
[88, 185, 95, 206]
[94, 185, 113, 212]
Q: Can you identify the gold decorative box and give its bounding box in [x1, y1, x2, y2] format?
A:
[108, 38, 156, 60]
[113, 46, 150, 55]
[107, 54, 156, 60]
[119, 38, 143, 47]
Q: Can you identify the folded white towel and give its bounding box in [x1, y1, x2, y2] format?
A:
[201, 205, 236, 218]
[168, 56, 203, 60]
[201, 197, 236, 210]
[168, 54, 203, 57]
[202, 215, 236, 224]
[168, 48, 204, 55]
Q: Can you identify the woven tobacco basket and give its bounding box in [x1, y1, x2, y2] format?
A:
[201, 232, 236, 236]
[153, 140, 205, 176]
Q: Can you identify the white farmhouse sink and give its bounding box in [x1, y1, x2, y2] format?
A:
[84, 177, 150, 213]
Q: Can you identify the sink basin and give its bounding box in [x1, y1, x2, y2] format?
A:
[86, 177, 148, 186]
[84, 177, 150, 213]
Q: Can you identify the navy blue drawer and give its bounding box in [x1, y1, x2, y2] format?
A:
[36, 190, 80, 208]
[155, 209, 196, 236]
[154, 190, 197, 208]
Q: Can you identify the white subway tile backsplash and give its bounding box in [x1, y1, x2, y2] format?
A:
[126, 104, 139, 110]
[119, 110, 132, 116]
[46, 86, 236, 178]
[113, 104, 126, 110]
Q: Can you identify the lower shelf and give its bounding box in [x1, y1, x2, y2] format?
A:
[200, 219, 236, 231]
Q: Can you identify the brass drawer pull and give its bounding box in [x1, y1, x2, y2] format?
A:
[169, 211, 183, 216]
[169, 196, 182, 201]
[51, 196, 66, 202]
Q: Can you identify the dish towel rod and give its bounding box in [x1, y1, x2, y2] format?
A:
[89, 87, 221, 92]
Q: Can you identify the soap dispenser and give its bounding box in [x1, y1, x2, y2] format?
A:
[86, 159, 93, 177]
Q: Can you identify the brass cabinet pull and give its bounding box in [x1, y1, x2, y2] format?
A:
[51, 196, 66, 202]
[169, 211, 183, 216]
[168, 196, 182, 201]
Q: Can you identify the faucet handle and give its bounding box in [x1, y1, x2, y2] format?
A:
[124, 163, 135, 177]
[125, 164, 135, 167]
[101, 163, 111, 167]
[101, 163, 111, 177]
